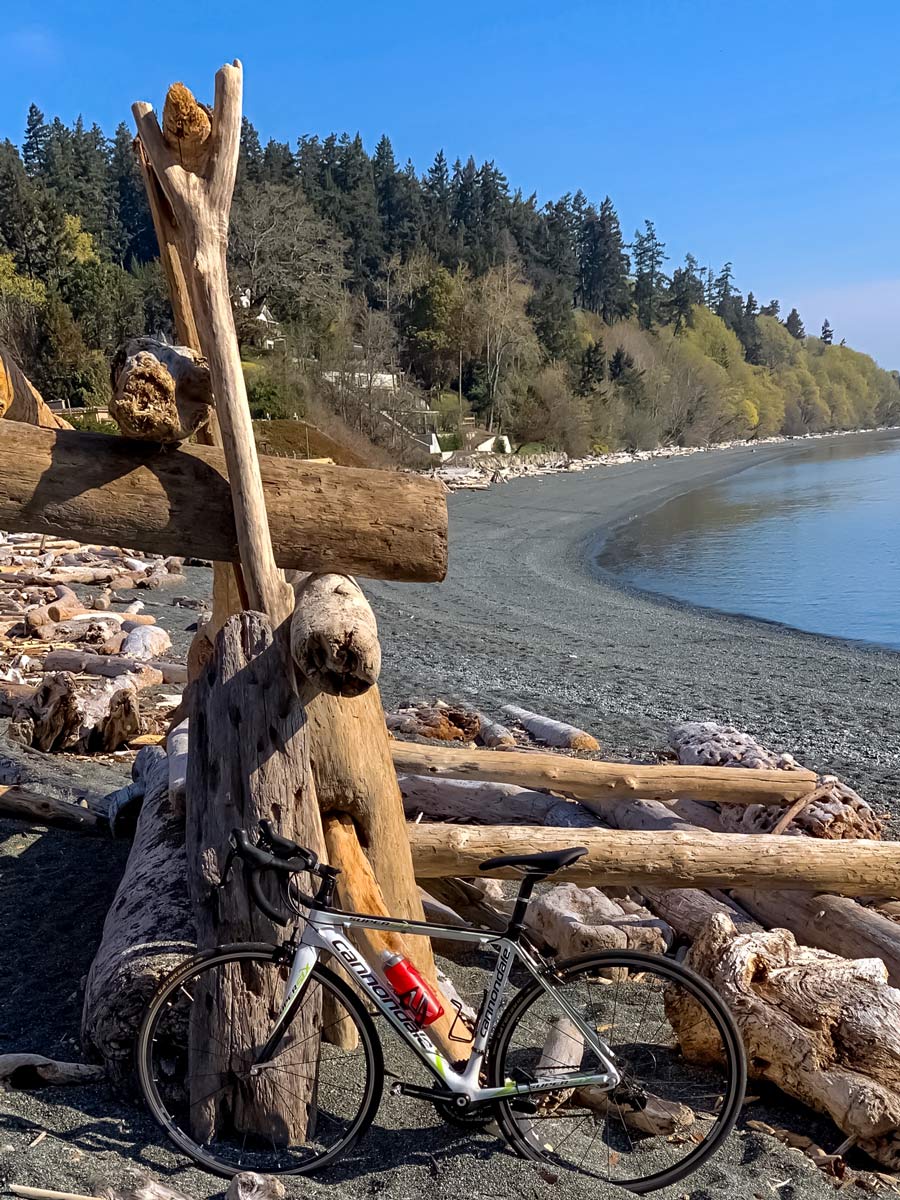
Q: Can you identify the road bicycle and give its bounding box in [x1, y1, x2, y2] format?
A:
[138, 822, 746, 1193]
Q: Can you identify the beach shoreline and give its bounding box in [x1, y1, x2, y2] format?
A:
[369, 428, 900, 817]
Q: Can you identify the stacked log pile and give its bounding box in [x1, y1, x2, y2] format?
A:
[0, 531, 188, 757]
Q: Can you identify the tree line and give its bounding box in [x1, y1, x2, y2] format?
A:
[1, 102, 897, 454]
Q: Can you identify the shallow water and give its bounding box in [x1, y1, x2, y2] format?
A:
[599, 433, 900, 649]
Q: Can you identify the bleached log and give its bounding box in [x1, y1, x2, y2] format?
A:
[26, 584, 85, 631]
[111, 337, 211, 443]
[166, 718, 189, 817]
[669, 720, 795, 770]
[399, 774, 558, 825]
[289, 572, 380, 697]
[82, 747, 193, 1087]
[475, 711, 516, 748]
[35, 616, 123, 644]
[10, 671, 141, 753]
[527, 884, 671, 957]
[670, 913, 900, 1169]
[407, 823, 900, 894]
[0, 1054, 103, 1087]
[595, 793, 900, 988]
[0, 784, 103, 832]
[0, 420, 448, 584]
[501, 704, 599, 751]
[120, 624, 172, 661]
[42, 649, 184, 685]
[391, 742, 819, 806]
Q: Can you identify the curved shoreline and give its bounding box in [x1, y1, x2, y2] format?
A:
[368, 430, 900, 814]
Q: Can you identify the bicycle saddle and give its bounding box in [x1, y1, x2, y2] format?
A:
[478, 846, 588, 875]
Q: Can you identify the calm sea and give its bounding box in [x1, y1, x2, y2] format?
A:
[599, 433, 900, 650]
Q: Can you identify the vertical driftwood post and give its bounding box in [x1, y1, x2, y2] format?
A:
[134, 64, 319, 1140]
[187, 612, 320, 1141]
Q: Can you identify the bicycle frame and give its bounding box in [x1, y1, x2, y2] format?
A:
[267, 903, 622, 1104]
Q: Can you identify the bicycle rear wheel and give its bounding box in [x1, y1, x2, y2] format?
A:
[138, 944, 383, 1176]
[489, 951, 745, 1194]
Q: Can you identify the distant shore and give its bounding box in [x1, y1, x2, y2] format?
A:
[369, 428, 900, 818]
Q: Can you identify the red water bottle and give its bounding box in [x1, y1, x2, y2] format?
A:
[381, 951, 445, 1027]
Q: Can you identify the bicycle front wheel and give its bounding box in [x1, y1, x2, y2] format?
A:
[138, 944, 383, 1176]
[489, 951, 745, 1194]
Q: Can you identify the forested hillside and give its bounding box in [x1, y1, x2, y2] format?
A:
[2, 103, 898, 455]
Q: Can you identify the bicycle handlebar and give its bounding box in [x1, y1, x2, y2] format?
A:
[226, 827, 339, 926]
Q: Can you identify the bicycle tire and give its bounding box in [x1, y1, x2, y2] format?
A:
[488, 950, 746, 1194]
[137, 943, 384, 1176]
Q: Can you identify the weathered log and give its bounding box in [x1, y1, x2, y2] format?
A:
[0, 679, 34, 716]
[669, 720, 798, 770]
[82, 747, 193, 1086]
[594, 793, 900, 988]
[186, 609, 323, 1140]
[26, 584, 85, 631]
[120, 624, 172, 660]
[527, 884, 670, 957]
[41, 649, 181, 685]
[407, 823, 900, 894]
[289, 571, 380, 697]
[670, 913, 900, 1169]
[0, 1054, 103, 1088]
[0, 345, 71, 429]
[0, 784, 103, 832]
[0, 420, 448, 584]
[501, 704, 599, 751]
[474, 710, 516, 748]
[111, 337, 211, 442]
[36, 615, 123, 644]
[10, 671, 141, 753]
[387, 704, 481, 742]
[391, 743, 819, 806]
[399, 774, 558, 825]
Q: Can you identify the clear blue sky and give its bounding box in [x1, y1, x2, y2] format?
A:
[3, 0, 899, 366]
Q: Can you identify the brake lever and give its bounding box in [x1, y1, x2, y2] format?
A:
[217, 844, 238, 889]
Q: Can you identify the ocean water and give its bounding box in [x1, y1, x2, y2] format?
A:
[599, 433, 900, 650]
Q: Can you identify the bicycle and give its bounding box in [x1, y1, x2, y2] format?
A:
[138, 822, 746, 1193]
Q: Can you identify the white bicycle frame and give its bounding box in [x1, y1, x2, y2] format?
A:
[270, 903, 622, 1104]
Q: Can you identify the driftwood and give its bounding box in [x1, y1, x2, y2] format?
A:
[186, 609, 322, 1140]
[289, 572, 380, 696]
[399, 774, 559, 825]
[10, 671, 141, 754]
[41, 649, 182, 685]
[527, 884, 670, 957]
[82, 747, 193, 1087]
[387, 703, 481, 742]
[0, 420, 448, 584]
[0, 784, 102, 832]
[0, 679, 34, 716]
[0, 345, 71, 429]
[670, 913, 900, 1169]
[669, 720, 798, 770]
[391, 742, 819, 806]
[26, 584, 85, 630]
[593, 793, 900, 990]
[111, 337, 211, 442]
[120, 624, 172, 660]
[0, 1053, 103, 1088]
[501, 704, 600, 751]
[35, 616, 123, 645]
[407, 822, 900, 894]
[474, 710, 516, 748]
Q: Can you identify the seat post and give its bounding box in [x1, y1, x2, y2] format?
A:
[506, 873, 541, 937]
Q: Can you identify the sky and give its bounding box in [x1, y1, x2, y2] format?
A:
[2, 0, 899, 367]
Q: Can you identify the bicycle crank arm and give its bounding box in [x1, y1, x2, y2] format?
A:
[390, 1081, 477, 1108]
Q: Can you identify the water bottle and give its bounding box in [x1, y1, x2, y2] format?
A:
[381, 951, 444, 1027]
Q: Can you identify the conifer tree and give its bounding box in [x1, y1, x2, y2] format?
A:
[785, 307, 806, 338]
[22, 104, 49, 176]
[821, 318, 834, 344]
[632, 219, 667, 329]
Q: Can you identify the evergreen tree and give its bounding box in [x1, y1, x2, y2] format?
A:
[575, 337, 606, 397]
[580, 197, 630, 322]
[631, 219, 667, 329]
[109, 123, 155, 265]
[665, 254, 704, 331]
[760, 299, 780, 317]
[821, 318, 834, 345]
[422, 149, 452, 259]
[237, 117, 263, 186]
[527, 281, 577, 361]
[260, 139, 295, 184]
[22, 104, 49, 176]
[785, 307, 806, 338]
